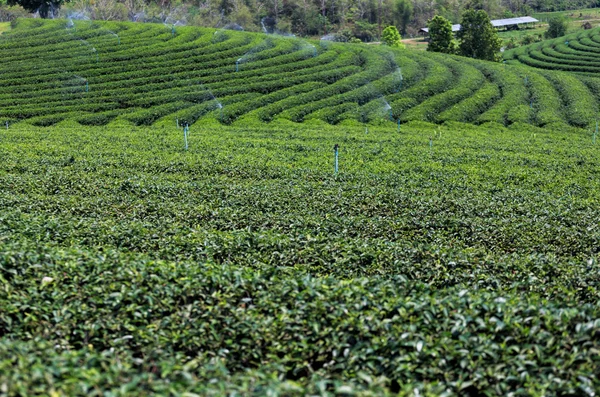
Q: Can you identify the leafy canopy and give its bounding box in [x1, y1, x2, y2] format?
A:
[7, 0, 68, 17]
[427, 15, 456, 54]
[381, 25, 405, 48]
[545, 16, 568, 38]
[457, 9, 501, 62]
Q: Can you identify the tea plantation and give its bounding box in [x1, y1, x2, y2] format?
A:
[1, 18, 600, 396]
[2, 18, 600, 129]
[505, 25, 600, 75]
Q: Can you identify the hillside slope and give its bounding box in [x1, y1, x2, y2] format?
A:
[505, 25, 600, 75]
[1, 18, 600, 129]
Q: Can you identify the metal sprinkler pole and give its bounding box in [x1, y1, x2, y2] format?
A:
[334, 144, 339, 175]
[184, 124, 189, 150]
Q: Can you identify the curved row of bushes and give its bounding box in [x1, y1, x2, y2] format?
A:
[1, 19, 599, 128]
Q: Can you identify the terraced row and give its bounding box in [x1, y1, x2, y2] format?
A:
[504, 26, 600, 75]
[1, 18, 600, 129]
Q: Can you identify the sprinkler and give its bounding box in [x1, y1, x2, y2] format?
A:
[333, 144, 339, 175]
[397, 119, 401, 132]
[172, 25, 176, 36]
[183, 124, 189, 150]
[236, 58, 241, 72]
[389, 109, 394, 121]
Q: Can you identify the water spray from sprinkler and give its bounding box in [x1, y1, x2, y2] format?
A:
[396, 68, 403, 93]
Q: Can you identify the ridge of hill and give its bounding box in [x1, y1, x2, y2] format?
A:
[2, 18, 600, 130]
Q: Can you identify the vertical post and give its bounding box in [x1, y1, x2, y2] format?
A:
[397, 119, 401, 132]
[236, 60, 240, 72]
[176, 118, 179, 129]
[429, 137, 433, 150]
[594, 120, 598, 144]
[530, 100, 533, 109]
[172, 25, 176, 37]
[389, 109, 393, 121]
[85, 81, 89, 92]
[5, 121, 8, 130]
[184, 124, 189, 150]
[334, 144, 339, 175]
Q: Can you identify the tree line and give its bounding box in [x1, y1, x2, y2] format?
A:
[1, 0, 599, 39]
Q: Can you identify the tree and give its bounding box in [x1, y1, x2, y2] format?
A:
[545, 16, 568, 38]
[427, 15, 456, 54]
[392, 0, 412, 35]
[456, 9, 501, 61]
[7, 0, 68, 17]
[381, 25, 405, 48]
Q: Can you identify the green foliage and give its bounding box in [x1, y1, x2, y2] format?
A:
[545, 16, 568, 39]
[6, 0, 68, 17]
[426, 15, 456, 54]
[457, 9, 502, 61]
[503, 27, 600, 75]
[381, 25, 404, 48]
[2, 121, 600, 394]
[392, 0, 412, 35]
[521, 33, 542, 45]
[1, 19, 599, 131]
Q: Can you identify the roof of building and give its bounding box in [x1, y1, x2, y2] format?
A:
[420, 16, 538, 33]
